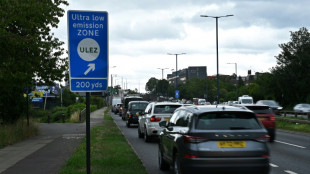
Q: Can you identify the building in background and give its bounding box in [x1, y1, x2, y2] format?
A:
[167, 66, 207, 86]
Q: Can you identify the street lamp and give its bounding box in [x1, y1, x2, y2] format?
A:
[157, 68, 169, 79]
[227, 62, 238, 100]
[200, 14, 233, 104]
[167, 53, 186, 90]
[109, 66, 117, 87]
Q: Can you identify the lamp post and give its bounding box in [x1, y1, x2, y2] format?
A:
[157, 68, 169, 79]
[157, 68, 168, 97]
[200, 14, 233, 104]
[109, 66, 116, 88]
[167, 53, 186, 90]
[227, 62, 238, 100]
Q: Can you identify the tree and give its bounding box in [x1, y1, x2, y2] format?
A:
[271, 27, 310, 106]
[0, 0, 69, 123]
[145, 77, 158, 94]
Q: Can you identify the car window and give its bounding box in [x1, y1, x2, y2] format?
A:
[169, 110, 180, 126]
[196, 112, 261, 130]
[154, 105, 181, 114]
[131, 103, 148, 110]
[144, 104, 152, 114]
[175, 111, 192, 127]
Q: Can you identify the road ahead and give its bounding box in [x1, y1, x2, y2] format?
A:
[111, 112, 310, 174]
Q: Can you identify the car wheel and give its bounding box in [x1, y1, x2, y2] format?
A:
[144, 128, 151, 142]
[269, 130, 276, 143]
[126, 120, 131, 128]
[158, 147, 170, 170]
[138, 125, 143, 138]
[173, 153, 182, 174]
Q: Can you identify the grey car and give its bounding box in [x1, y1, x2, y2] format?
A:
[138, 102, 182, 142]
[158, 105, 270, 174]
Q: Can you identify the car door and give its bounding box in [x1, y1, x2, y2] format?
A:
[139, 103, 152, 133]
[161, 110, 185, 162]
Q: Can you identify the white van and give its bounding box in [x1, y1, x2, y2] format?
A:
[238, 95, 254, 104]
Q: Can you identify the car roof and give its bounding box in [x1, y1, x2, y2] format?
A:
[150, 102, 183, 106]
[128, 101, 149, 104]
[175, 105, 255, 115]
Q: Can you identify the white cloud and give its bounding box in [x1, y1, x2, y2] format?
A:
[53, 0, 310, 93]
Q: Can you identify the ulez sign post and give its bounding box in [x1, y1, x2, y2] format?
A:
[68, 10, 108, 92]
[68, 10, 108, 174]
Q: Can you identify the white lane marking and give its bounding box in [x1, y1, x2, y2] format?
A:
[284, 170, 298, 174]
[270, 163, 279, 167]
[275, 140, 306, 149]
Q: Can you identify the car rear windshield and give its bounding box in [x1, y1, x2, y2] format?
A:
[130, 103, 148, 111]
[245, 106, 273, 114]
[154, 105, 181, 114]
[196, 112, 261, 130]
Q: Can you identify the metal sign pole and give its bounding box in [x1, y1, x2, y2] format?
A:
[86, 92, 91, 174]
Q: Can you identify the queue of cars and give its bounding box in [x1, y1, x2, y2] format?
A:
[113, 96, 274, 174]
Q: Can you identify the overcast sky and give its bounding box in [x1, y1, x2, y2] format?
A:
[53, 0, 310, 93]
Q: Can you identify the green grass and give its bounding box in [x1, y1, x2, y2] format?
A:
[0, 119, 39, 148]
[60, 108, 148, 174]
[277, 120, 310, 133]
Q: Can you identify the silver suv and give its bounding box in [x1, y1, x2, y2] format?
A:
[138, 102, 182, 142]
[158, 105, 270, 174]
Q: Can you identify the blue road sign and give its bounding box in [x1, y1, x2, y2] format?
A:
[68, 10, 108, 92]
[175, 90, 180, 99]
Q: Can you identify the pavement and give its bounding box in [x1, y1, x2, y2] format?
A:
[0, 107, 106, 174]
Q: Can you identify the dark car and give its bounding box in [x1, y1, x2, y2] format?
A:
[158, 105, 270, 174]
[126, 101, 149, 127]
[114, 103, 122, 114]
[256, 100, 283, 115]
[237, 104, 276, 142]
[122, 96, 143, 120]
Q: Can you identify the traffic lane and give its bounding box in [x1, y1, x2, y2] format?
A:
[275, 130, 310, 148]
[112, 112, 310, 174]
[112, 112, 171, 174]
[269, 131, 310, 174]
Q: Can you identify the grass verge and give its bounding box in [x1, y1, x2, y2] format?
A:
[60, 108, 148, 174]
[0, 119, 39, 148]
[276, 120, 310, 133]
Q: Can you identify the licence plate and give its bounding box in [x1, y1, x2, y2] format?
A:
[217, 141, 246, 148]
[164, 117, 170, 121]
[258, 117, 266, 121]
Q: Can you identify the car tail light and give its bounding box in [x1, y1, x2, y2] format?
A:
[255, 135, 270, 143]
[184, 135, 208, 143]
[150, 116, 161, 122]
[261, 154, 269, 158]
[185, 154, 200, 159]
[270, 116, 275, 121]
[128, 113, 132, 119]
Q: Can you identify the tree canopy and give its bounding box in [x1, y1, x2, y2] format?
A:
[271, 27, 310, 105]
[0, 0, 69, 123]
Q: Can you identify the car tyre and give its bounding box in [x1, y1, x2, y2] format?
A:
[269, 130, 275, 143]
[138, 125, 143, 138]
[158, 148, 170, 170]
[173, 153, 182, 174]
[144, 127, 151, 142]
[126, 120, 131, 128]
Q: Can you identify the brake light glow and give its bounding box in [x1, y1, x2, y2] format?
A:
[185, 154, 200, 159]
[270, 116, 275, 121]
[150, 116, 161, 122]
[255, 135, 270, 143]
[128, 113, 132, 119]
[184, 135, 208, 143]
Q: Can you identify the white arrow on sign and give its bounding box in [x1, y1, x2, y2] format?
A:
[84, 63, 95, 75]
